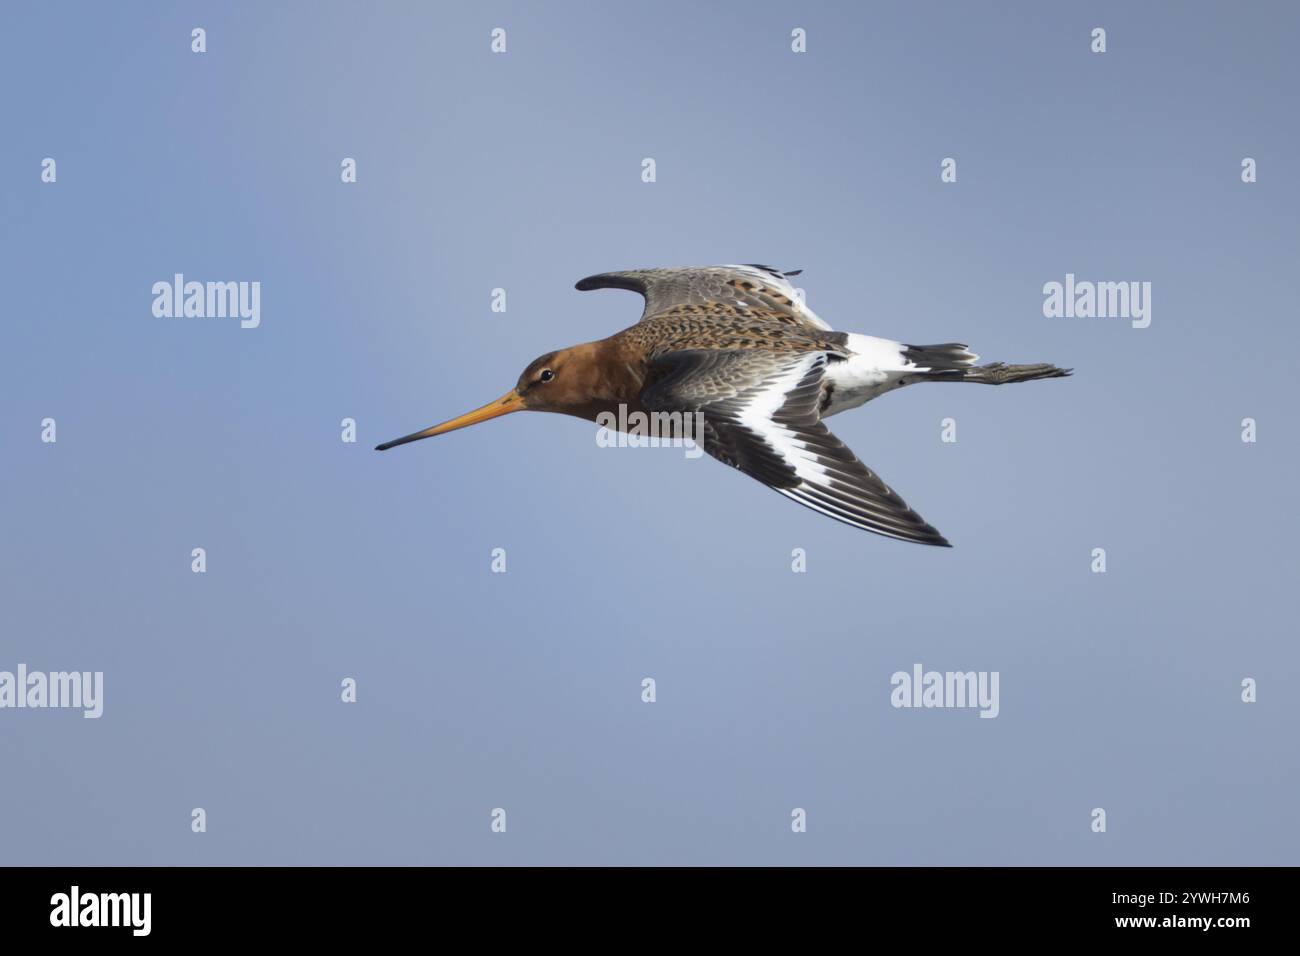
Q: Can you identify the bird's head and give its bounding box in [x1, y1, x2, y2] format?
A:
[375, 342, 609, 451]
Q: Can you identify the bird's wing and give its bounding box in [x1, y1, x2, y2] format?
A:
[641, 348, 950, 546]
[575, 264, 832, 331]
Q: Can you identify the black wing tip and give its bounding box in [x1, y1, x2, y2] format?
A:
[742, 263, 803, 278]
[861, 521, 951, 547]
[575, 272, 644, 294]
[897, 526, 951, 547]
[578, 265, 807, 292]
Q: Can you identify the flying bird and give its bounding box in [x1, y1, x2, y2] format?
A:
[377, 265, 1070, 546]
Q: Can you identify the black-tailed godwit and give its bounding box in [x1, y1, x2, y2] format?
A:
[377, 265, 1070, 546]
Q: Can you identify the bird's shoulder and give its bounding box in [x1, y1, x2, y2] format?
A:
[617, 306, 846, 358]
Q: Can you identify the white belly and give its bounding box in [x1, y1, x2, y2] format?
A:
[821, 333, 914, 417]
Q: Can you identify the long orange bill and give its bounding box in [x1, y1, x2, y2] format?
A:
[375, 389, 523, 451]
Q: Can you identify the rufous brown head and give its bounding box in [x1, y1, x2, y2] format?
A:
[374, 342, 609, 451]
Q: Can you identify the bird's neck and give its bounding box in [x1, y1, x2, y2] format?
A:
[563, 338, 649, 422]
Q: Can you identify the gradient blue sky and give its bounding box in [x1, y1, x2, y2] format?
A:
[2, 1, 1297, 865]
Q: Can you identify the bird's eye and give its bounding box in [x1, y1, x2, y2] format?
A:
[539, 369, 555, 382]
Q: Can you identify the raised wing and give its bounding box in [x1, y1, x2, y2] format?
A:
[642, 349, 950, 546]
[576, 264, 832, 331]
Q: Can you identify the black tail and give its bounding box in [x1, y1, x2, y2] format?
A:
[902, 342, 980, 371]
[902, 344, 1071, 385]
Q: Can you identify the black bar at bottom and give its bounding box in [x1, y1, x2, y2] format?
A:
[0, 865, 1281, 940]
